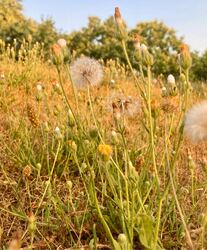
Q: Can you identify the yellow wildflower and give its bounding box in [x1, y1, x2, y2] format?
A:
[98, 144, 113, 159]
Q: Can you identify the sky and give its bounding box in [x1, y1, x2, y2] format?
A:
[22, 0, 207, 53]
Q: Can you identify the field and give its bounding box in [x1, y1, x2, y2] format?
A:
[1, 20, 207, 250]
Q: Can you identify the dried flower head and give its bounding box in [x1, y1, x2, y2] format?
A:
[27, 104, 39, 128]
[161, 97, 178, 113]
[108, 92, 140, 118]
[184, 101, 207, 143]
[70, 56, 103, 88]
[23, 165, 32, 178]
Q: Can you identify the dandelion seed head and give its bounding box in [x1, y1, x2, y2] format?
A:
[70, 56, 103, 88]
[107, 92, 141, 118]
[184, 101, 207, 143]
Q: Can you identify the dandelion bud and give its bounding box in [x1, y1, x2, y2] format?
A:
[180, 73, 186, 82]
[68, 140, 77, 152]
[56, 38, 71, 63]
[51, 43, 64, 66]
[43, 121, 49, 132]
[140, 44, 154, 66]
[133, 33, 141, 49]
[55, 126, 63, 140]
[66, 180, 73, 190]
[114, 7, 122, 25]
[36, 84, 44, 102]
[68, 109, 75, 127]
[53, 82, 62, 95]
[188, 154, 196, 171]
[84, 139, 90, 147]
[36, 163, 41, 170]
[23, 165, 32, 178]
[28, 212, 36, 232]
[111, 130, 119, 144]
[161, 86, 167, 97]
[114, 7, 127, 40]
[179, 43, 192, 70]
[81, 162, 87, 173]
[151, 99, 160, 118]
[118, 233, 127, 246]
[133, 34, 142, 62]
[91, 170, 95, 179]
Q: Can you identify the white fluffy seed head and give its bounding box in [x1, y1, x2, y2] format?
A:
[184, 101, 207, 143]
[167, 74, 175, 85]
[70, 56, 103, 88]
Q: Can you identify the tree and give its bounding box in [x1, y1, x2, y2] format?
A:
[33, 18, 58, 54]
[68, 16, 125, 61]
[192, 50, 207, 80]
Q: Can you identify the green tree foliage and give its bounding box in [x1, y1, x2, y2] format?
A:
[33, 18, 58, 53]
[0, 0, 57, 53]
[68, 17, 183, 76]
[68, 16, 124, 61]
[192, 50, 207, 80]
[131, 20, 183, 75]
[0, 0, 33, 44]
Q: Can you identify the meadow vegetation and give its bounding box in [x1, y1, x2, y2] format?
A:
[1, 3, 207, 250]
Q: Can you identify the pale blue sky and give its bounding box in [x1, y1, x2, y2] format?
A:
[22, 0, 207, 53]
